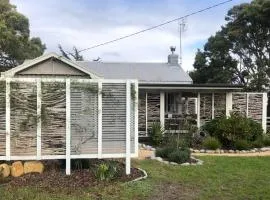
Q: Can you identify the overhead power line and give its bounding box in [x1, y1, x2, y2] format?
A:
[78, 0, 233, 53]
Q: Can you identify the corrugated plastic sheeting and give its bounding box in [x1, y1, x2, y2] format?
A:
[70, 83, 98, 155]
[102, 83, 126, 154]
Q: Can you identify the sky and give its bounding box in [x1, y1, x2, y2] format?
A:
[11, 0, 250, 71]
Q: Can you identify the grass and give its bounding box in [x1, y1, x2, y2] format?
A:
[1, 156, 270, 199]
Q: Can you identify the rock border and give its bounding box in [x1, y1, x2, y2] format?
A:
[127, 168, 148, 183]
[152, 156, 203, 166]
[191, 147, 270, 154]
[139, 144, 204, 166]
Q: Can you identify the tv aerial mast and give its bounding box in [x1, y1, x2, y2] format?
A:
[179, 18, 187, 67]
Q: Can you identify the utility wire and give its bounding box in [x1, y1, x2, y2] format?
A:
[78, 0, 233, 53]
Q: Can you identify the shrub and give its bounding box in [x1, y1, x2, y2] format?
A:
[191, 130, 209, 149]
[234, 139, 251, 150]
[149, 122, 165, 146]
[203, 112, 263, 148]
[262, 134, 270, 146]
[202, 137, 221, 150]
[167, 148, 191, 164]
[155, 146, 175, 158]
[94, 161, 120, 181]
[167, 135, 189, 148]
[252, 138, 264, 148]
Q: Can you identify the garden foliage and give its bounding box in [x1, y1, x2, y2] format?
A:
[202, 137, 221, 150]
[203, 112, 263, 149]
[149, 122, 165, 146]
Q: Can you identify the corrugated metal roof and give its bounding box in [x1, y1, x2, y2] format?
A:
[76, 61, 193, 84]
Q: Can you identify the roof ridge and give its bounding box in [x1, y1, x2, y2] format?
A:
[76, 61, 170, 64]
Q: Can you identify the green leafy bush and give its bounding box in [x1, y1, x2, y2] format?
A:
[94, 162, 120, 181]
[234, 139, 251, 150]
[252, 138, 264, 148]
[203, 112, 263, 148]
[262, 134, 270, 146]
[149, 122, 165, 146]
[191, 132, 205, 149]
[202, 137, 221, 150]
[156, 146, 175, 158]
[167, 148, 191, 163]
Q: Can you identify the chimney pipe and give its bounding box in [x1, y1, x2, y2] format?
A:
[168, 46, 178, 65]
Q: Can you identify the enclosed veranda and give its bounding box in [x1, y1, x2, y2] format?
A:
[138, 84, 268, 137]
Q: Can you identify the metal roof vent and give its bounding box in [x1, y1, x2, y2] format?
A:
[168, 46, 178, 65]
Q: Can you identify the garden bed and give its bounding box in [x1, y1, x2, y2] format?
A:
[0, 159, 144, 190]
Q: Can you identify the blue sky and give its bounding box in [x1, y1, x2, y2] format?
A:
[11, 0, 250, 71]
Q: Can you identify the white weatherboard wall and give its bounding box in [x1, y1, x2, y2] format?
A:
[0, 78, 138, 175]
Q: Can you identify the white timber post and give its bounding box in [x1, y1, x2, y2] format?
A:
[246, 93, 249, 117]
[262, 93, 267, 133]
[211, 93, 215, 119]
[226, 92, 232, 117]
[134, 81, 139, 157]
[6, 78, 10, 161]
[98, 81, 102, 159]
[197, 93, 200, 128]
[145, 92, 148, 135]
[65, 79, 71, 175]
[160, 91, 165, 128]
[36, 79, 42, 160]
[194, 98, 198, 115]
[126, 80, 131, 175]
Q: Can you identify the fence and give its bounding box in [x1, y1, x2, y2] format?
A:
[0, 78, 138, 175]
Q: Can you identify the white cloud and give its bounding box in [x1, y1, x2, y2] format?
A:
[11, 0, 251, 71]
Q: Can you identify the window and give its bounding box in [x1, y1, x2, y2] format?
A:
[165, 93, 178, 113]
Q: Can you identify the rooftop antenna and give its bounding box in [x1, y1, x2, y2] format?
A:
[179, 18, 187, 67]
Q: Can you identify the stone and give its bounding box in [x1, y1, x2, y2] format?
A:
[261, 147, 270, 152]
[229, 150, 235, 153]
[150, 155, 156, 159]
[236, 150, 240, 153]
[11, 161, 24, 177]
[197, 161, 203, 165]
[151, 147, 156, 151]
[220, 150, 224, 153]
[169, 162, 178, 165]
[200, 149, 206, 153]
[146, 145, 152, 150]
[189, 148, 193, 152]
[24, 161, 45, 174]
[250, 149, 256, 153]
[240, 150, 246, 153]
[155, 157, 163, 162]
[206, 150, 215, 154]
[162, 161, 169, 164]
[194, 150, 200, 153]
[181, 162, 190, 166]
[215, 149, 220, 154]
[0, 163, 10, 177]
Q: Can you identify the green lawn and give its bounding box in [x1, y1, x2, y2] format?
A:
[1, 156, 270, 200]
